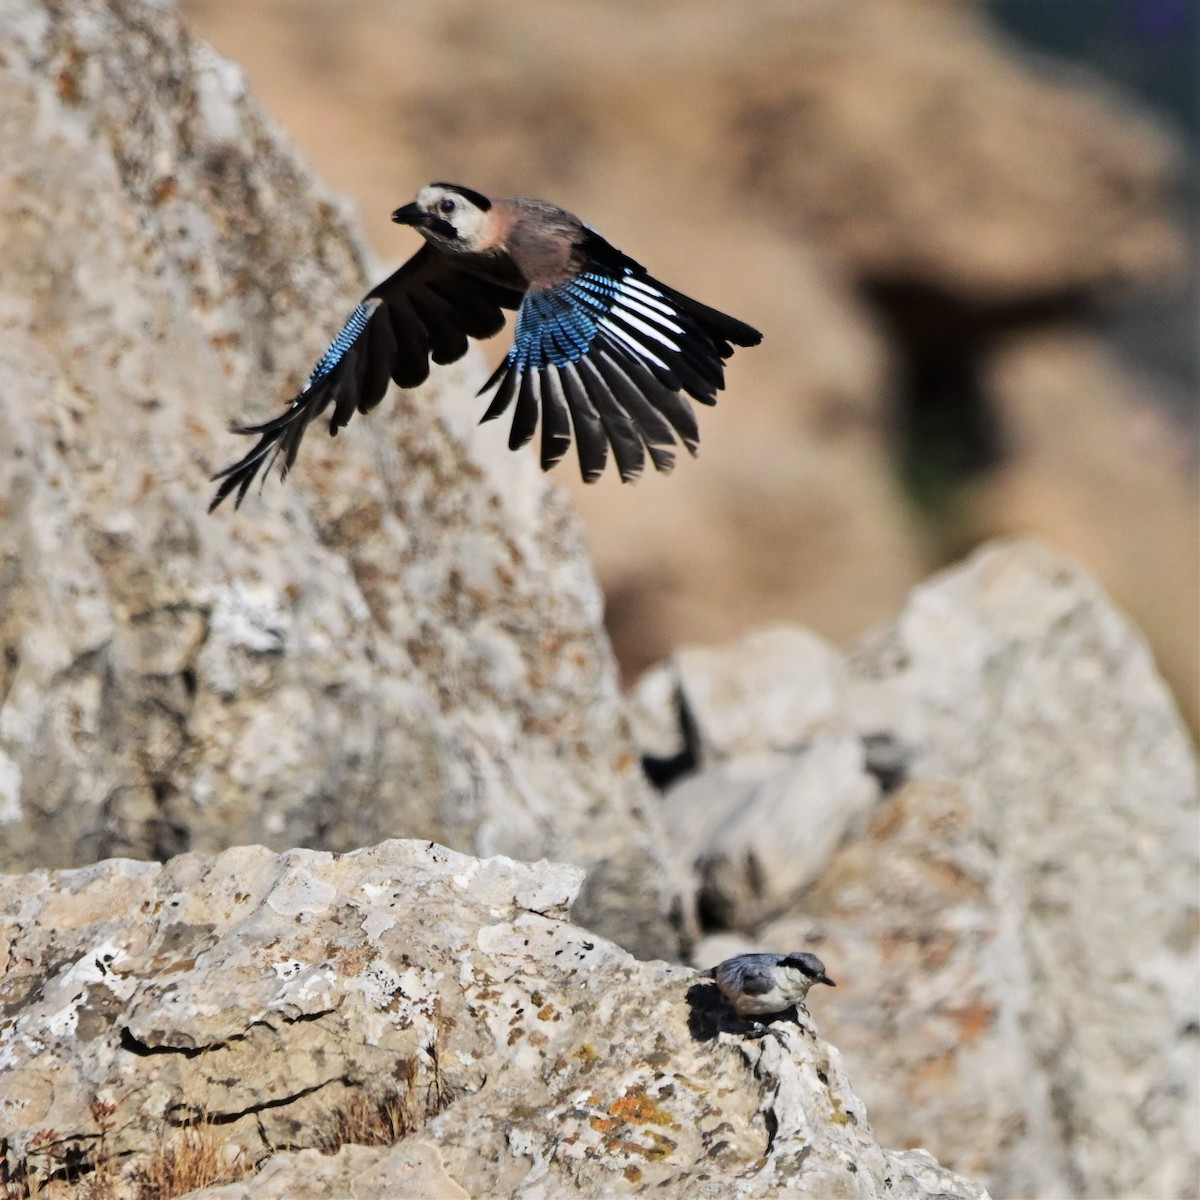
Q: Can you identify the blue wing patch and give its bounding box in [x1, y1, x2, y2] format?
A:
[477, 265, 725, 482]
[305, 301, 375, 390]
[509, 272, 621, 370]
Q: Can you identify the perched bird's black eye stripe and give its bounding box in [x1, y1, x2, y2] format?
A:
[429, 183, 492, 211]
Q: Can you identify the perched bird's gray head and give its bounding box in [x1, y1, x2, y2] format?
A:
[392, 183, 493, 251]
[781, 952, 836, 990]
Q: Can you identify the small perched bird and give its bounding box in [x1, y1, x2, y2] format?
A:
[705, 951, 836, 1027]
[210, 182, 762, 510]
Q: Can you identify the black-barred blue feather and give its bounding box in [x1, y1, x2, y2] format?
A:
[210, 184, 760, 510]
[306, 303, 374, 390]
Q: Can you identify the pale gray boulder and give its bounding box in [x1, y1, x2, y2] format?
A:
[846, 539, 1199, 1199]
[643, 542, 1198, 1198]
[633, 627, 879, 930]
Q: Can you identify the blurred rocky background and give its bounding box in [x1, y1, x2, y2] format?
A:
[181, 0, 1199, 731]
[1, 1, 1196, 1198]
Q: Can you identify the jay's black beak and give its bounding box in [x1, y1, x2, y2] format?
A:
[816, 973, 836, 988]
[391, 202, 426, 227]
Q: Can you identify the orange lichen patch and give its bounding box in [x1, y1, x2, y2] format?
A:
[923, 857, 988, 900]
[945, 1000, 998, 1043]
[537, 1004, 556, 1021]
[332, 944, 374, 975]
[574, 1044, 599, 1063]
[623, 1165, 644, 1183]
[607, 1089, 675, 1129]
[56, 57, 83, 104]
[589, 1115, 617, 1133]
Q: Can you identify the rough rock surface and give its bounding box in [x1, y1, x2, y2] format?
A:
[0, 839, 987, 1200]
[638, 541, 1199, 1199]
[0, 0, 674, 955]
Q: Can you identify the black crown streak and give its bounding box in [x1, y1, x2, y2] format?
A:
[780, 954, 820, 976]
[430, 183, 492, 211]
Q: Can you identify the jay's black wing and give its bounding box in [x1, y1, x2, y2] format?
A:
[477, 230, 762, 483]
[210, 245, 522, 511]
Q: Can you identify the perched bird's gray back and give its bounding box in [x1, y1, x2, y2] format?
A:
[706, 951, 836, 1018]
[210, 182, 762, 510]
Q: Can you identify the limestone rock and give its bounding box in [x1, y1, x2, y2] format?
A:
[643, 541, 1197, 1198]
[630, 626, 854, 765]
[845, 539, 1199, 1199]
[0, 0, 673, 955]
[631, 628, 878, 930]
[662, 742, 879, 932]
[0, 840, 987, 1200]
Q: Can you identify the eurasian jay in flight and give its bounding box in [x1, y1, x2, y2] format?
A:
[210, 183, 762, 510]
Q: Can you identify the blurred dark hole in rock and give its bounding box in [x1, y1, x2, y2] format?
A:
[860, 732, 911, 795]
[642, 745, 695, 792]
[863, 277, 1092, 530]
[696, 862, 740, 935]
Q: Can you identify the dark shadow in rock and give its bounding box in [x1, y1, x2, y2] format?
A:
[862, 731, 912, 794]
[687, 981, 813, 1044]
[685, 981, 726, 1042]
[686, 980, 800, 1042]
[642, 683, 702, 792]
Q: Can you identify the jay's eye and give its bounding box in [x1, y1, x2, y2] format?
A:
[438, 197, 457, 216]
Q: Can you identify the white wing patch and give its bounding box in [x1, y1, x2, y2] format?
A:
[594, 274, 685, 371]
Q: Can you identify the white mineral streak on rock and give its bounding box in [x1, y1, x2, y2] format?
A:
[0, 750, 22, 824]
